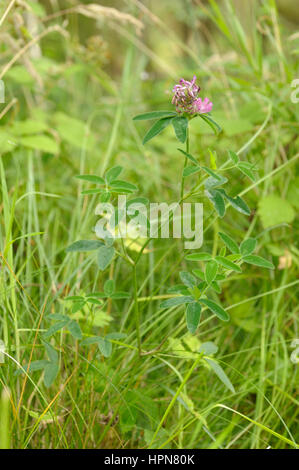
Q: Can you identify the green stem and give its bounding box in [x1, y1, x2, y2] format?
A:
[180, 127, 189, 199]
[133, 264, 141, 355]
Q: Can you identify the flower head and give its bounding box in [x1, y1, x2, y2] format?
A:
[172, 75, 213, 115]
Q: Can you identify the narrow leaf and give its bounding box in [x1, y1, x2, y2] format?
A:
[199, 342, 218, 355]
[97, 246, 115, 271]
[142, 117, 173, 145]
[110, 292, 131, 299]
[44, 362, 59, 388]
[219, 232, 239, 254]
[221, 191, 251, 216]
[183, 166, 201, 177]
[205, 358, 235, 393]
[243, 255, 274, 269]
[240, 238, 257, 256]
[43, 320, 69, 338]
[172, 116, 188, 143]
[179, 271, 197, 288]
[199, 298, 230, 322]
[109, 180, 138, 192]
[228, 150, 239, 164]
[206, 189, 225, 217]
[133, 111, 176, 121]
[160, 296, 194, 309]
[205, 260, 218, 284]
[104, 279, 115, 296]
[186, 302, 202, 334]
[238, 163, 256, 181]
[98, 338, 112, 358]
[177, 149, 199, 165]
[215, 255, 242, 273]
[76, 175, 105, 184]
[66, 240, 104, 252]
[68, 320, 82, 340]
[105, 166, 123, 183]
[198, 114, 222, 134]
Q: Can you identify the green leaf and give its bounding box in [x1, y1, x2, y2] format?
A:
[97, 246, 115, 271]
[185, 252, 212, 261]
[179, 271, 197, 288]
[142, 117, 174, 145]
[54, 112, 96, 150]
[206, 189, 225, 217]
[172, 116, 188, 143]
[44, 362, 59, 388]
[240, 238, 257, 256]
[110, 292, 131, 299]
[192, 269, 205, 280]
[209, 149, 217, 169]
[205, 260, 218, 284]
[11, 119, 48, 136]
[86, 292, 106, 298]
[237, 162, 256, 181]
[177, 149, 199, 165]
[197, 114, 222, 134]
[104, 279, 115, 296]
[183, 166, 201, 177]
[258, 195, 295, 229]
[228, 150, 239, 164]
[105, 166, 123, 183]
[68, 320, 82, 340]
[199, 298, 230, 322]
[66, 240, 104, 252]
[202, 166, 222, 181]
[167, 284, 189, 295]
[127, 197, 149, 207]
[100, 191, 111, 202]
[81, 336, 102, 346]
[204, 175, 228, 190]
[218, 232, 239, 254]
[160, 296, 194, 309]
[43, 341, 59, 363]
[98, 338, 112, 357]
[133, 111, 176, 121]
[26, 0, 46, 16]
[205, 358, 235, 393]
[76, 175, 105, 184]
[243, 255, 274, 269]
[186, 302, 202, 334]
[109, 180, 138, 193]
[17, 360, 49, 375]
[86, 298, 104, 305]
[215, 256, 242, 273]
[221, 191, 251, 216]
[64, 296, 84, 301]
[211, 281, 221, 294]
[20, 135, 59, 154]
[43, 320, 69, 338]
[47, 313, 70, 321]
[199, 341, 218, 355]
[71, 301, 86, 313]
